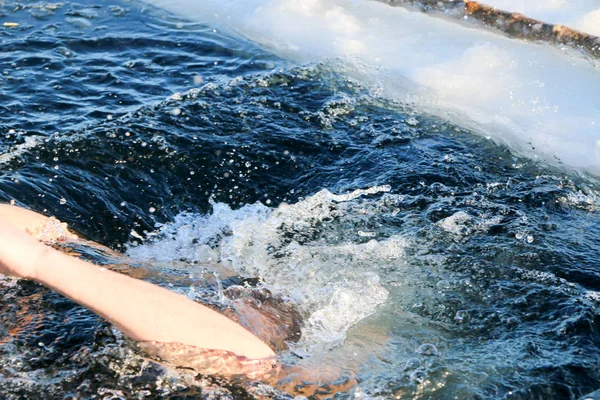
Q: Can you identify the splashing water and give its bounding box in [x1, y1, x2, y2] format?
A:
[1, 2, 600, 397]
[128, 186, 397, 354]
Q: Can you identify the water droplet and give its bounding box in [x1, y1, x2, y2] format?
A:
[59, 198, 67, 205]
[526, 235, 534, 243]
[149, 207, 156, 213]
[406, 117, 419, 126]
[515, 232, 524, 240]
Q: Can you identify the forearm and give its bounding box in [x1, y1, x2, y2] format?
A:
[31, 247, 275, 360]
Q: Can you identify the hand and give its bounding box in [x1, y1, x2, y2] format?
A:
[0, 218, 49, 279]
[0, 204, 76, 280]
[0, 204, 77, 242]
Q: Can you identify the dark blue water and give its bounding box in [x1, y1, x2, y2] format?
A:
[1, 1, 600, 399]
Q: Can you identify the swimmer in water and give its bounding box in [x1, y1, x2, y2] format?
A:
[0, 204, 355, 397]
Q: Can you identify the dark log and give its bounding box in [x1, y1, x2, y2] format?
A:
[376, 0, 600, 60]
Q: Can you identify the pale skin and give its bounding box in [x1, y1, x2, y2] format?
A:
[0, 204, 275, 361]
[0, 204, 362, 397]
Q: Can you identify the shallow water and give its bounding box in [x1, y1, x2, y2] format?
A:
[1, 1, 600, 399]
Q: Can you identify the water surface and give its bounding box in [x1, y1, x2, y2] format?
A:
[1, 1, 600, 399]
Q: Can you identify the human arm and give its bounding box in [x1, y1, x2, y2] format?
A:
[0, 203, 77, 241]
[0, 206, 275, 361]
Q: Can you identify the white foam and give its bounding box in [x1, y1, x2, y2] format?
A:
[437, 211, 504, 240]
[143, 0, 600, 175]
[0, 136, 41, 165]
[128, 187, 403, 352]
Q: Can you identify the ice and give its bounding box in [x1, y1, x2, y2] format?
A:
[144, 0, 600, 175]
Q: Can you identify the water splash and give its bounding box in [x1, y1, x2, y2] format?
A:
[128, 186, 399, 353]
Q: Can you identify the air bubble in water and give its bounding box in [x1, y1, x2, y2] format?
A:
[404, 358, 421, 371]
[416, 343, 440, 356]
[454, 310, 470, 324]
[410, 370, 428, 383]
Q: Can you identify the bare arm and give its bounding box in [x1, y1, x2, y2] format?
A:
[0, 203, 77, 241]
[0, 205, 275, 361]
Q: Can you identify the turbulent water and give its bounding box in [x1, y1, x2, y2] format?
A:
[1, 0, 600, 399]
